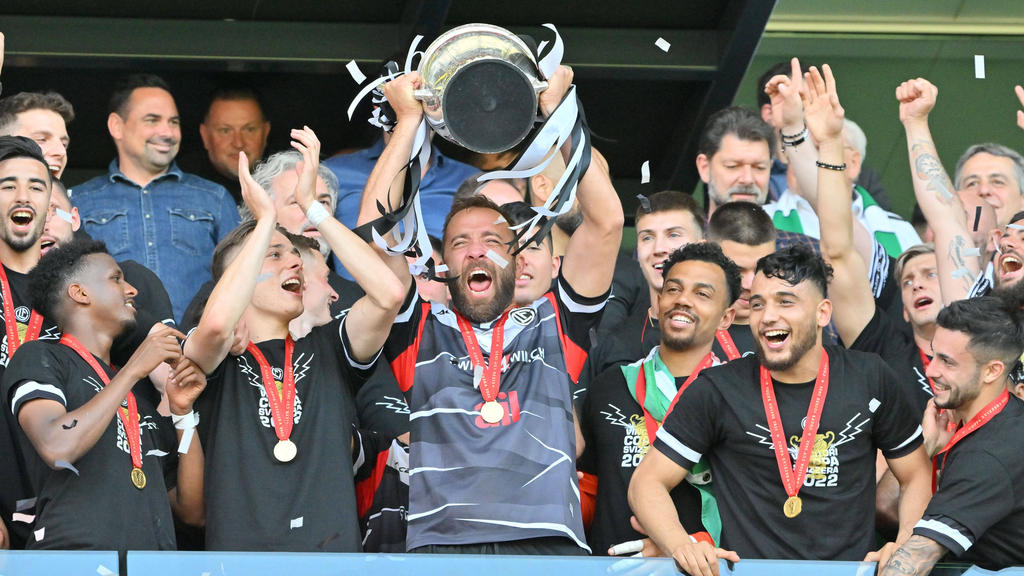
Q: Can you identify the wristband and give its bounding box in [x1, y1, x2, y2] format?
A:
[171, 410, 200, 430]
[780, 125, 807, 140]
[815, 160, 847, 171]
[305, 202, 331, 227]
[780, 127, 808, 148]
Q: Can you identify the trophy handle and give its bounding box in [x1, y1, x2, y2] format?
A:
[530, 79, 549, 94]
[413, 88, 435, 101]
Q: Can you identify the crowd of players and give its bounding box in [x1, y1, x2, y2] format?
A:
[1, 30, 1024, 576]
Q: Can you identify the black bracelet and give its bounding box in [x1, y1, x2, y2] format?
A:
[780, 127, 808, 148]
[780, 125, 806, 140]
[815, 160, 847, 171]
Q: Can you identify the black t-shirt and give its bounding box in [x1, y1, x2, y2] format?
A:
[579, 367, 707, 554]
[194, 317, 373, 552]
[2, 340, 177, 554]
[596, 252, 648, 335]
[914, 396, 1024, 570]
[850, 306, 933, 414]
[655, 345, 923, 560]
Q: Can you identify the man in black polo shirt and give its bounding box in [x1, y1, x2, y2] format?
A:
[580, 242, 739, 556]
[629, 242, 931, 575]
[880, 297, 1024, 574]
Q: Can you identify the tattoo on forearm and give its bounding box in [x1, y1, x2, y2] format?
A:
[61, 419, 78, 430]
[911, 144, 955, 202]
[947, 235, 977, 290]
[881, 535, 945, 576]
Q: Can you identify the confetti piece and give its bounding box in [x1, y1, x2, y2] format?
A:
[655, 37, 671, 52]
[16, 497, 35, 512]
[146, 449, 168, 457]
[1008, 223, 1024, 230]
[493, 216, 507, 224]
[869, 398, 881, 413]
[290, 516, 304, 529]
[434, 264, 449, 273]
[974, 205, 983, 232]
[975, 55, 985, 79]
[97, 565, 116, 576]
[636, 194, 652, 213]
[609, 539, 644, 555]
[255, 273, 274, 283]
[12, 512, 34, 523]
[951, 267, 970, 279]
[963, 247, 981, 257]
[178, 426, 195, 454]
[473, 365, 484, 388]
[640, 160, 651, 184]
[347, 60, 366, 84]
[485, 249, 509, 269]
[56, 208, 73, 223]
[34, 527, 44, 542]
[55, 460, 79, 476]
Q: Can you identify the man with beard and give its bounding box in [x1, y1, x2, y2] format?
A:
[629, 242, 931, 575]
[70, 74, 240, 324]
[359, 66, 622, 554]
[1, 240, 205, 569]
[880, 297, 1024, 574]
[580, 242, 739, 556]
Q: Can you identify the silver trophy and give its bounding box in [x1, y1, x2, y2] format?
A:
[414, 23, 548, 154]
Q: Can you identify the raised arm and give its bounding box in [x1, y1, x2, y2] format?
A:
[289, 127, 404, 362]
[184, 153, 277, 373]
[765, 58, 821, 206]
[355, 73, 426, 293]
[802, 65, 876, 345]
[897, 78, 981, 302]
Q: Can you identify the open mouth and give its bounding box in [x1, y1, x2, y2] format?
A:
[914, 296, 934, 310]
[516, 270, 533, 287]
[40, 237, 56, 253]
[653, 261, 666, 271]
[1000, 254, 1023, 276]
[763, 329, 790, 348]
[668, 310, 696, 327]
[281, 278, 302, 294]
[468, 268, 493, 294]
[125, 299, 136, 311]
[10, 209, 33, 227]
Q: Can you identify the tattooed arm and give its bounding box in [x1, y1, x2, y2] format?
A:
[879, 534, 947, 576]
[897, 78, 981, 303]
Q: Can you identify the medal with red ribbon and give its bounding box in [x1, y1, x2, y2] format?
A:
[0, 265, 43, 356]
[247, 338, 298, 462]
[918, 348, 938, 395]
[760, 348, 830, 519]
[715, 330, 741, 361]
[635, 352, 716, 445]
[59, 334, 146, 489]
[456, 311, 509, 424]
[937, 389, 1009, 473]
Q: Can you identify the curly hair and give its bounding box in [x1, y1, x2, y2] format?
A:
[29, 239, 109, 327]
[660, 241, 742, 305]
[755, 243, 833, 298]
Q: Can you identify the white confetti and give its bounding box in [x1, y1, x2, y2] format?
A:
[951, 267, 970, 279]
[434, 264, 449, 273]
[473, 365, 484, 388]
[493, 216, 507, 225]
[12, 512, 34, 523]
[868, 398, 881, 413]
[640, 160, 650, 184]
[974, 55, 985, 79]
[963, 247, 981, 257]
[96, 565, 117, 576]
[485, 249, 509, 269]
[34, 527, 44, 542]
[290, 516, 304, 529]
[608, 539, 644, 556]
[347, 60, 367, 84]
[178, 426, 195, 454]
[55, 460, 80, 476]
[16, 497, 35, 512]
[146, 449, 168, 457]
[655, 37, 671, 52]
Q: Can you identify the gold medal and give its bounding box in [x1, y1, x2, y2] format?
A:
[480, 401, 504, 424]
[783, 495, 802, 518]
[274, 439, 298, 462]
[131, 467, 147, 490]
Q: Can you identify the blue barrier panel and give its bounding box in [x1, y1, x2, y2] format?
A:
[0, 550, 119, 576]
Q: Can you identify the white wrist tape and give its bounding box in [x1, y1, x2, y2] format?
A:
[305, 202, 331, 227]
[171, 410, 199, 430]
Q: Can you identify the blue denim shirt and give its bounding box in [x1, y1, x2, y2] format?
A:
[69, 160, 240, 324]
[324, 139, 478, 277]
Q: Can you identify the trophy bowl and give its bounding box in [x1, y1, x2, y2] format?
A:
[414, 23, 548, 154]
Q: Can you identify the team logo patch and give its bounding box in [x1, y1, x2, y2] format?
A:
[509, 307, 536, 326]
[14, 306, 30, 323]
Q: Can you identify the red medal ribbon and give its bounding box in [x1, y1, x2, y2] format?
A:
[635, 352, 716, 445]
[247, 337, 296, 443]
[715, 329, 741, 361]
[455, 311, 509, 404]
[937, 389, 1009, 469]
[918, 348, 937, 395]
[59, 334, 142, 471]
[0, 265, 43, 355]
[760, 348, 830, 503]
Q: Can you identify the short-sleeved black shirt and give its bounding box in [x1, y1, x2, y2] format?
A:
[654, 345, 923, 560]
[913, 396, 1024, 570]
[195, 318, 374, 552]
[2, 339, 177, 554]
[851, 305, 933, 413]
[579, 366, 707, 554]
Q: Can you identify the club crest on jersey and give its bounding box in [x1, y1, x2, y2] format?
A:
[509, 307, 536, 326]
[14, 306, 30, 323]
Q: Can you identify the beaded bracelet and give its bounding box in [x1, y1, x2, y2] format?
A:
[815, 160, 847, 171]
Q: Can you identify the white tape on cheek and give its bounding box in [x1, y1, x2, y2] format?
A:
[485, 249, 509, 269]
[56, 208, 74, 223]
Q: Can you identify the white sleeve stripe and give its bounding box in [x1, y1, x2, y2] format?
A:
[656, 429, 702, 464]
[351, 431, 366, 476]
[888, 425, 923, 452]
[557, 281, 606, 314]
[915, 518, 973, 551]
[338, 317, 381, 370]
[10, 381, 66, 414]
[394, 289, 421, 324]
